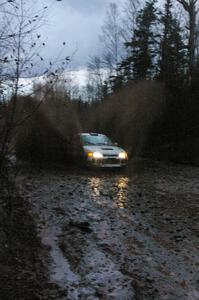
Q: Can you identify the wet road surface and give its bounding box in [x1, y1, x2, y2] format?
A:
[18, 162, 199, 299]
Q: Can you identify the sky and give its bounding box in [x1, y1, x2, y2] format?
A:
[38, 0, 118, 70]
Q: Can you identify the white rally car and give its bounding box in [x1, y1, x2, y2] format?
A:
[78, 133, 128, 168]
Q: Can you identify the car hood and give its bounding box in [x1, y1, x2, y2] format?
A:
[83, 145, 125, 155]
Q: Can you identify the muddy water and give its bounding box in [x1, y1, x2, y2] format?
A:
[19, 162, 199, 300]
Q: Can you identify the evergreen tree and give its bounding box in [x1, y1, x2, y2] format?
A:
[125, 0, 158, 80]
[159, 0, 186, 86]
[109, 63, 127, 92]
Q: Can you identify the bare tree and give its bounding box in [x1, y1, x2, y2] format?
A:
[0, 0, 68, 172]
[99, 2, 125, 75]
[86, 55, 105, 101]
[0, 0, 43, 170]
[121, 0, 141, 42]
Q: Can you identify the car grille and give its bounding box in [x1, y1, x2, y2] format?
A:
[103, 154, 118, 157]
[103, 158, 119, 164]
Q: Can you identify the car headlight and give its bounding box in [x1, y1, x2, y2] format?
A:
[118, 152, 128, 159]
[93, 151, 103, 158]
[87, 151, 103, 159]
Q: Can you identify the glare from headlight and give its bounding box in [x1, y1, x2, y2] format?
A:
[93, 152, 103, 158]
[118, 152, 128, 159]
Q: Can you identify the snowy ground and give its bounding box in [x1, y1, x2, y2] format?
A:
[17, 161, 199, 299]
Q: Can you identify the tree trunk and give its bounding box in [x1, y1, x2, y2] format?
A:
[177, 0, 198, 80]
[189, 2, 197, 78]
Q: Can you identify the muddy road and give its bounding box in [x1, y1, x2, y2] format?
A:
[18, 161, 199, 300]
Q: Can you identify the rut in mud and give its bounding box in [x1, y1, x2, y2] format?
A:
[18, 162, 199, 300]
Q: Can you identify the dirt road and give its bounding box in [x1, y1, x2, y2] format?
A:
[18, 161, 199, 300]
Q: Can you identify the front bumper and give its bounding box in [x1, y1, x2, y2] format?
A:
[87, 157, 128, 168]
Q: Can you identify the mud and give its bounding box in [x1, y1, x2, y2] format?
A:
[18, 161, 199, 299]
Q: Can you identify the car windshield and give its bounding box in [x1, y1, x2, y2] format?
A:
[82, 134, 114, 146]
